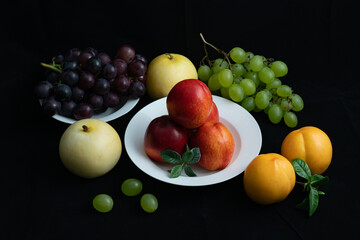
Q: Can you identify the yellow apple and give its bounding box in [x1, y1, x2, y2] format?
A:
[146, 53, 198, 99]
[59, 119, 122, 178]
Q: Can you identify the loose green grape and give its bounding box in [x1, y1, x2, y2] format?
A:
[284, 111, 298, 128]
[228, 84, 245, 102]
[208, 73, 221, 91]
[212, 58, 229, 73]
[280, 98, 293, 111]
[241, 96, 255, 112]
[271, 61, 288, 77]
[255, 90, 271, 109]
[239, 78, 256, 95]
[258, 67, 275, 84]
[140, 193, 158, 213]
[220, 87, 230, 99]
[230, 63, 246, 77]
[277, 85, 292, 97]
[218, 69, 233, 88]
[244, 71, 261, 87]
[230, 47, 247, 63]
[268, 104, 283, 124]
[290, 94, 304, 112]
[92, 194, 114, 213]
[198, 65, 212, 82]
[245, 52, 254, 62]
[121, 178, 143, 197]
[249, 55, 264, 72]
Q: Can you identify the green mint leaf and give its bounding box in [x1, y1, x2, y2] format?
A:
[170, 165, 183, 178]
[161, 150, 182, 164]
[292, 158, 312, 181]
[188, 147, 201, 164]
[309, 185, 319, 216]
[184, 165, 197, 177]
[182, 150, 194, 163]
[296, 196, 309, 210]
[310, 174, 329, 187]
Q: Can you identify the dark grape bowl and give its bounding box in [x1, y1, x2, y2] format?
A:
[39, 98, 139, 124]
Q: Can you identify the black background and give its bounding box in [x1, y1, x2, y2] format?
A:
[2, 0, 359, 239]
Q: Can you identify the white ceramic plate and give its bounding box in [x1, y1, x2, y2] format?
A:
[124, 95, 262, 186]
[41, 98, 139, 124]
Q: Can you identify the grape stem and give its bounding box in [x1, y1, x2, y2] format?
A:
[199, 33, 232, 68]
[40, 62, 62, 73]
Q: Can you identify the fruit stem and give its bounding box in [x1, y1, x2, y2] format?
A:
[82, 125, 89, 132]
[296, 181, 305, 186]
[199, 33, 232, 68]
[165, 53, 174, 61]
[40, 62, 62, 73]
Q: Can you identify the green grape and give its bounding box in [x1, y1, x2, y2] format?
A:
[280, 98, 293, 111]
[228, 84, 245, 102]
[121, 178, 143, 197]
[244, 71, 261, 87]
[245, 52, 254, 62]
[249, 55, 264, 72]
[253, 105, 262, 112]
[241, 96, 255, 112]
[262, 88, 273, 99]
[271, 61, 288, 77]
[198, 65, 212, 82]
[220, 87, 230, 99]
[266, 78, 282, 94]
[233, 76, 243, 83]
[230, 63, 246, 77]
[230, 47, 247, 63]
[258, 67, 275, 84]
[243, 62, 251, 73]
[264, 102, 274, 115]
[208, 73, 221, 91]
[290, 94, 304, 112]
[92, 194, 114, 213]
[218, 69, 233, 87]
[277, 85, 292, 97]
[212, 58, 229, 73]
[140, 193, 158, 213]
[284, 111, 298, 128]
[239, 78, 256, 95]
[255, 90, 270, 109]
[268, 104, 283, 124]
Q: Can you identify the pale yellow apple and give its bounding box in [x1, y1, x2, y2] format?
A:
[146, 53, 198, 99]
[59, 119, 122, 178]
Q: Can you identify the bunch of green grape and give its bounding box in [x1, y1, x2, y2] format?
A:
[197, 47, 304, 128]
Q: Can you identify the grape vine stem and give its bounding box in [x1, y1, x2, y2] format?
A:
[199, 33, 232, 68]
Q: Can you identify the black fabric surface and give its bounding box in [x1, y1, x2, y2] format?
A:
[2, 0, 359, 239]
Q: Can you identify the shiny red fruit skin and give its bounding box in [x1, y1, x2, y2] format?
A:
[144, 115, 188, 162]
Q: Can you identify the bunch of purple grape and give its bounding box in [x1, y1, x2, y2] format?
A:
[35, 45, 147, 120]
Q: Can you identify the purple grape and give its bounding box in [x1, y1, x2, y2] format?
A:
[134, 54, 147, 65]
[113, 58, 127, 75]
[61, 70, 79, 86]
[46, 71, 59, 83]
[128, 81, 145, 98]
[65, 48, 81, 61]
[71, 86, 85, 102]
[61, 100, 77, 117]
[93, 78, 110, 95]
[43, 97, 61, 116]
[54, 84, 72, 101]
[54, 54, 64, 64]
[78, 71, 95, 90]
[85, 47, 98, 57]
[78, 50, 94, 69]
[103, 92, 120, 107]
[128, 59, 146, 77]
[116, 44, 135, 63]
[111, 75, 131, 93]
[97, 52, 111, 66]
[87, 57, 102, 74]
[137, 75, 146, 84]
[35, 81, 53, 99]
[102, 63, 117, 79]
[73, 103, 94, 120]
[88, 94, 104, 110]
[63, 60, 79, 71]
